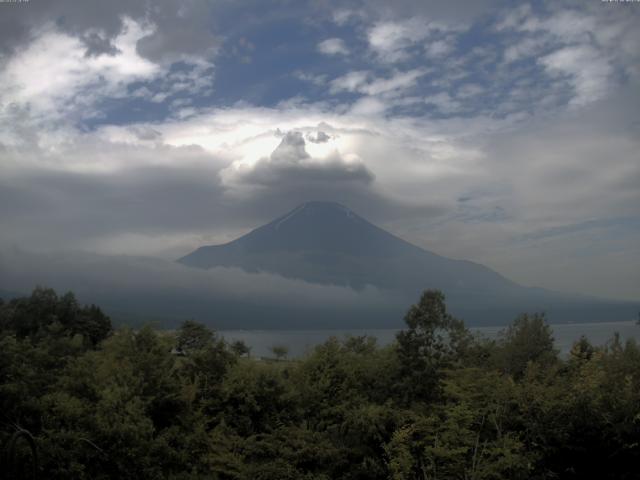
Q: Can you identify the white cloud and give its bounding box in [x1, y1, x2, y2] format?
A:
[317, 38, 349, 56]
[495, 6, 639, 108]
[540, 46, 612, 107]
[0, 16, 215, 136]
[219, 130, 374, 193]
[424, 92, 463, 114]
[456, 83, 484, 99]
[367, 18, 455, 63]
[346, 96, 388, 116]
[519, 9, 595, 44]
[294, 71, 328, 86]
[332, 9, 364, 26]
[425, 39, 454, 58]
[494, 4, 532, 31]
[360, 69, 426, 96]
[0, 18, 159, 121]
[329, 70, 371, 93]
[503, 36, 546, 63]
[367, 19, 424, 62]
[329, 69, 426, 98]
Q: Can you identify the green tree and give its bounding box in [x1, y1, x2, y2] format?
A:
[3, 287, 639, 480]
[395, 290, 470, 403]
[496, 313, 557, 379]
[177, 324, 235, 413]
[221, 361, 294, 436]
[385, 405, 529, 480]
[569, 335, 595, 362]
[176, 319, 214, 353]
[0, 287, 111, 346]
[231, 339, 251, 358]
[271, 345, 289, 361]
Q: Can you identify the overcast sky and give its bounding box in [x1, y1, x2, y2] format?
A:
[0, 0, 638, 301]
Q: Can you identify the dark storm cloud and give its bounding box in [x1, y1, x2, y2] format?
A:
[241, 157, 374, 187]
[0, 163, 227, 248]
[220, 130, 424, 227]
[135, 2, 220, 64]
[0, 128, 442, 256]
[0, 0, 138, 56]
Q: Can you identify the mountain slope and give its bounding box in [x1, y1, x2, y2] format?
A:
[179, 201, 637, 325]
[179, 201, 517, 292]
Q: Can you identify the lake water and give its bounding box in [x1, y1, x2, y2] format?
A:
[220, 321, 640, 359]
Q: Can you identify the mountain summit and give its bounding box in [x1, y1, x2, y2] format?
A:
[181, 201, 426, 260]
[179, 201, 515, 294]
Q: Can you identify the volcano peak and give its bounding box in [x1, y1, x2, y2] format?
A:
[177, 202, 636, 324]
[273, 201, 357, 229]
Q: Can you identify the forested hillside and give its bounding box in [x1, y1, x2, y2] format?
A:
[1, 288, 638, 479]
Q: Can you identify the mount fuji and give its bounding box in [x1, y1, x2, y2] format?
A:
[179, 201, 637, 326]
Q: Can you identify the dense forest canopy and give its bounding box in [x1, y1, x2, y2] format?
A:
[1, 287, 639, 479]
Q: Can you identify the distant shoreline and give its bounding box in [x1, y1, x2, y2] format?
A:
[218, 320, 640, 359]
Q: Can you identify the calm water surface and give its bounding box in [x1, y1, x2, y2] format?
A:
[220, 321, 640, 359]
